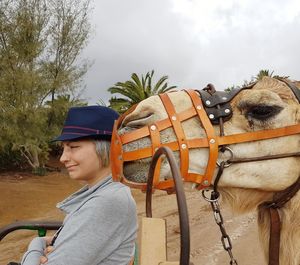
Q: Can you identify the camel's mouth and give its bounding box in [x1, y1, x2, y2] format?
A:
[123, 161, 148, 183]
[123, 156, 174, 184]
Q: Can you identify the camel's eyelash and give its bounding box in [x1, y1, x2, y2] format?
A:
[245, 105, 283, 121]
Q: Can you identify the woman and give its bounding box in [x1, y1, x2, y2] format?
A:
[21, 106, 137, 265]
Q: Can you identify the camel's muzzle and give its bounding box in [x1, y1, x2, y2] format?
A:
[110, 79, 300, 192]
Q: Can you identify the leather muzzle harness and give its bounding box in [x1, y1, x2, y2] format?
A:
[110, 79, 300, 265]
[111, 80, 300, 190]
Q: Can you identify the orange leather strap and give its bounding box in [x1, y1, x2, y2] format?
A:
[120, 107, 197, 144]
[111, 121, 123, 182]
[149, 123, 162, 186]
[160, 93, 189, 178]
[218, 124, 300, 145]
[185, 89, 218, 188]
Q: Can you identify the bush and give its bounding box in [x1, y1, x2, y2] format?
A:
[32, 167, 47, 176]
[0, 146, 28, 171]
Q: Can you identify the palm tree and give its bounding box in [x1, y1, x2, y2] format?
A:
[255, 70, 289, 82]
[226, 70, 289, 92]
[255, 69, 274, 81]
[108, 70, 176, 113]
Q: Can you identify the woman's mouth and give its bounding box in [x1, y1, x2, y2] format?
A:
[66, 165, 77, 171]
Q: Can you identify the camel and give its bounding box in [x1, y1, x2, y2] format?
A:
[113, 77, 300, 265]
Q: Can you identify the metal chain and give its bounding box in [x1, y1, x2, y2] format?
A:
[202, 190, 238, 265]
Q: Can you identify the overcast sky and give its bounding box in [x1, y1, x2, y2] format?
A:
[80, 0, 300, 104]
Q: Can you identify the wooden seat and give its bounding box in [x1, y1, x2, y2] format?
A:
[139, 217, 167, 265]
[139, 217, 180, 265]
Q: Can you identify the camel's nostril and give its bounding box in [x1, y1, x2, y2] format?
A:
[121, 111, 155, 129]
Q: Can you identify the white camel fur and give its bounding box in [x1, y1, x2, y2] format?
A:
[118, 77, 300, 265]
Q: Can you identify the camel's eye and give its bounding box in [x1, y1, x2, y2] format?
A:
[246, 105, 283, 121]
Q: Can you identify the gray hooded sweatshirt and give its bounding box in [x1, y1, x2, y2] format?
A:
[21, 176, 137, 265]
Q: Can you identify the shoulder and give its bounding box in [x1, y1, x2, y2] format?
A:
[86, 182, 136, 215]
[97, 181, 134, 201]
[105, 182, 136, 212]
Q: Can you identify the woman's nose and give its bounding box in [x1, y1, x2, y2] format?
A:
[59, 148, 69, 163]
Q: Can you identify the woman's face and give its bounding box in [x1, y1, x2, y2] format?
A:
[60, 140, 107, 185]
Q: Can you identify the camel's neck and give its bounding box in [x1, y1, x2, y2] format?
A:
[219, 187, 300, 264]
[257, 192, 300, 265]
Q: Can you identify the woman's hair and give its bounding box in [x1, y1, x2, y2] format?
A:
[94, 140, 111, 167]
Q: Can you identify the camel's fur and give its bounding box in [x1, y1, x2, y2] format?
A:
[118, 77, 300, 264]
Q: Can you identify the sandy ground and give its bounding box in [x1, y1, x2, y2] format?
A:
[0, 172, 266, 265]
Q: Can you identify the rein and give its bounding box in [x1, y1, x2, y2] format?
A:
[259, 175, 300, 265]
[110, 78, 300, 265]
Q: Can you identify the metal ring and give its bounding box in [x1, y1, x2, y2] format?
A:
[201, 189, 220, 202]
[217, 147, 234, 168]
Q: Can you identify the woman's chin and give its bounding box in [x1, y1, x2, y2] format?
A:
[68, 171, 82, 181]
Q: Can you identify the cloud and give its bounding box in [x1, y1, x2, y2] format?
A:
[81, 0, 300, 104]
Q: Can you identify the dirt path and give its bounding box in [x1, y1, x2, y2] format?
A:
[0, 172, 265, 264]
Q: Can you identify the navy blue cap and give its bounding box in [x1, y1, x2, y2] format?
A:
[53, 105, 119, 142]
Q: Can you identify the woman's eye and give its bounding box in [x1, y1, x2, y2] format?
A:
[246, 105, 283, 121]
[70, 145, 80, 149]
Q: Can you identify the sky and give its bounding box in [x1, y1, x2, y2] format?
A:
[80, 0, 300, 104]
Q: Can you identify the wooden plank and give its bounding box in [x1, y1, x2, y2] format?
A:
[158, 261, 179, 265]
[139, 217, 167, 265]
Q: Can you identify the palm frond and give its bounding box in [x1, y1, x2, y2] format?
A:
[109, 81, 144, 99]
[107, 70, 176, 112]
[153, 75, 168, 93]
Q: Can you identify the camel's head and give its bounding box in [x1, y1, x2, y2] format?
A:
[113, 77, 300, 196]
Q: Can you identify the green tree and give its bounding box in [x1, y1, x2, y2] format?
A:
[252, 69, 290, 83]
[0, 0, 91, 171]
[108, 70, 176, 113]
[225, 70, 289, 92]
[255, 69, 274, 81]
[45, 95, 87, 137]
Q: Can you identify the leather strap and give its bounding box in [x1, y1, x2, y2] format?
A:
[149, 122, 162, 186]
[111, 121, 123, 182]
[228, 151, 300, 164]
[260, 176, 300, 265]
[272, 176, 300, 209]
[268, 208, 281, 265]
[218, 124, 300, 146]
[160, 93, 189, 178]
[120, 107, 197, 144]
[185, 89, 219, 188]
